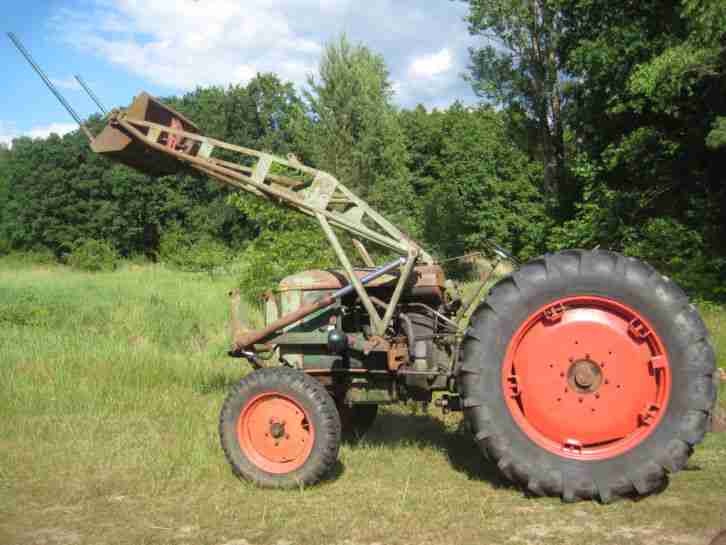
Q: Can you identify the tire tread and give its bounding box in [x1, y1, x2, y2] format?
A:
[459, 249, 716, 502]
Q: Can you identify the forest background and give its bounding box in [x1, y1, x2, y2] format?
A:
[1, 0, 724, 302]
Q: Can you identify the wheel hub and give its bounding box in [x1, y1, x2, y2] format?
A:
[502, 296, 671, 460]
[568, 359, 603, 393]
[270, 420, 286, 439]
[237, 393, 314, 474]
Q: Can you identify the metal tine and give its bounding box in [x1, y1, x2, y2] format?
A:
[74, 75, 108, 115]
[6, 32, 94, 142]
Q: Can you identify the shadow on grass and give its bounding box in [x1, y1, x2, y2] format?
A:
[358, 410, 514, 491]
[358, 412, 681, 503]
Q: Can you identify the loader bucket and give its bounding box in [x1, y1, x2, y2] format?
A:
[91, 92, 200, 176]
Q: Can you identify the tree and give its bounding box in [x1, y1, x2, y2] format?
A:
[168, 73, 302, 154]
[552, 0, 726, 296]
[464, 0, 569, 209]
[398, 105, 447, 199]
[298, 35, 421, 237]
[420, 103, 548, 260]
[0, 144, 10, 253]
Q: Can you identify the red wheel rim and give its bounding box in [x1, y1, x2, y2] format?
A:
[237, 392, 315, 474]
[502, 296, 671, 460]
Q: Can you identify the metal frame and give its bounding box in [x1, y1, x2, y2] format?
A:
[113, 115, 433, 264]
[109, 111, 431, 346]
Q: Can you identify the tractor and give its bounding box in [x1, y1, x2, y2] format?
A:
[13, 33, 719, 502]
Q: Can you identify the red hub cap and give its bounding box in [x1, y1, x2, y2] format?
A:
[237, 393, 315, 473]
[502, 296, 671, 460]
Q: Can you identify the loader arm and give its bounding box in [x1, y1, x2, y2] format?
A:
[94, 93, 432, 264]
[90, 93, 435, 346]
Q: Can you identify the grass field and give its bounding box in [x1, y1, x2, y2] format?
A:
[1, 259, 724, 545]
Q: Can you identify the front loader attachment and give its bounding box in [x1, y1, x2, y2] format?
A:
[91, 92, 200, 176]
[90, 92, 432, 262]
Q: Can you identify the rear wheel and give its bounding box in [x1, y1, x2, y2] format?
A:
[459, 250, 717, 502]
[219, 367, 341, 488]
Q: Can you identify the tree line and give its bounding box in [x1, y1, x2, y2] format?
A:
[0, 0, 724, 299]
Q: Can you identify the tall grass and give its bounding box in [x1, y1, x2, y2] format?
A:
[1, 259, 724, 545]
[0, 261, 262, 486]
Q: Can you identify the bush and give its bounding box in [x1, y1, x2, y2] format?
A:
[158, 228, 192, 267]
[622, 218, 726, 300]
[229, 192, 338, 302]
[237, 228, 337, 303]
[19, 248, 57, 265]
[66, 239, 119, 272]
[158, 228, 232, 276]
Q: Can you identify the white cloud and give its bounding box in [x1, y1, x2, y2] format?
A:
[53, 0, 479, 109]
[26, 123, 78, 140]
[50, 76, 82, 91]
[55, 0, 325, 90]
[0, 121, 77, 147]
[409, 48, 453, 79]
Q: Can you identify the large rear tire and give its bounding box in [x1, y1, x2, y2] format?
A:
[219, 367, 341, 488]
[458, 250, 717, 502]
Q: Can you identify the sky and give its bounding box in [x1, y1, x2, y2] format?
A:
[1, 0, 480, 146]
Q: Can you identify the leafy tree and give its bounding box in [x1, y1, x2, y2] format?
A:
[168, 74, 302, 154]
[464, 0, 569, 209]
[421, 103, 548, 260]
[398, 105, 447, 198]
[298, 35, 421, 238]
[0, 144, 11, 254]
[232, 193, 337, 302]
[553, 0, 726, 296]
[0, 129, 245, 258]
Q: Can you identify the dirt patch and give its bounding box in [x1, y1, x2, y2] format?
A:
[174, 525, 200, 539]
[713, 407, 726, 433]
[24, 528, 80, 545]
[128, 335, 148, 348]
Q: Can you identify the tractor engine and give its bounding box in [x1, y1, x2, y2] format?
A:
[262, 265, 451, 405]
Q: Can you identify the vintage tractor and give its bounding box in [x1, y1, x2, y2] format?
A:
[13, 34, 718, 502]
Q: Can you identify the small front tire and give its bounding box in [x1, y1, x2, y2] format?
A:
[219, 367, 341, 488]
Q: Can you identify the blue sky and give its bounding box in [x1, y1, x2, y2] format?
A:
[2, 0, 479, 146]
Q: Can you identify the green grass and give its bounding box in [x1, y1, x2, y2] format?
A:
[1, 259, 724, 545]
[702, 304, 726, 371]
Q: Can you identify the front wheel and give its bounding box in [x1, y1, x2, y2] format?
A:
[219, 367, 341, 488]
[459, 250, 717, 502]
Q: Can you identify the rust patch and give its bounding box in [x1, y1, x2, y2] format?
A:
[387, 342, 410, 371]
[362, 336, 390, 356]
